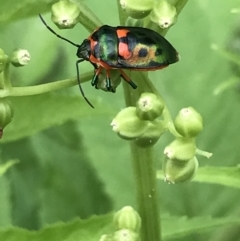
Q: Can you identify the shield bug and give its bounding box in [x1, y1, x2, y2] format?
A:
[39, 14, 179, 108]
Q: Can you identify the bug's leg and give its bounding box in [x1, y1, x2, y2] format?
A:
[91, 66, 102, 89]
[119, 69, 138, 89]
[76, 59, 94, 108]
[105, 69, 114, 92]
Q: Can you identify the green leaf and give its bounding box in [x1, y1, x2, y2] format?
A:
[0, 159, 19, 176]
[0, 214, 239, 241]
[0, 214, 114, 241]
[162, 215, 240, 240]
[193, 166, 240, 188]
[1, 94, 114, 143]
[157, 166, 240, 189]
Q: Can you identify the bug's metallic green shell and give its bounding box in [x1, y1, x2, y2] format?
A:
[90, 25, 179, 69]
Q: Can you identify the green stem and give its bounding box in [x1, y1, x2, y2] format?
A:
[196, 149, 213, 159]
[0, 71, 93, 97]
[73, 0, 103, 32]
[122, 73, 161, 241]
[116, 0, 128, 25]
[118, 1, 189, 241]
[138, 73, 181, 137]
[213, 76, 240, 96]
[0, 61, 12, 90]
[130, 144, 160, 241]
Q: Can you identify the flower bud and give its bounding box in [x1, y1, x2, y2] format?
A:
[150, 0, 177, 29]
[111, 107, 148, 140]
[99, 234, 113, 241]
[174, 107, 203, 138]
[0, 98, 14, 139]
[113, 206, 141, 232]
[120, 0, 154, 19]
[0, 49, 8, 73]
[10, 49, 31, 67]
[112, 229, 139, 241]
[96, 69, 121, 92]
[136, 93, 164, 121]
[163, 156, 199, 184]
[134, 122, 163, 148]
[164, 138, 196, 161]
[51, 0, 80, 29]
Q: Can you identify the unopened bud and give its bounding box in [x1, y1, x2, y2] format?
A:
[120, 0, 154, 19]
[113, 206, 141, 232]
[163, 156, 199, 184]
[150, 0, 177, 29]
[113, 229, 139, 241]
[99, 234, 113, 241]
[164, 138, 196, 161]
[51, 0, 80, 29]
[111, 107, 148, 140]
[174, 107, 203, 138]
[0, 98, 14, 139]
[136, 93, 164, 121]
[134, 122, 163, 148]
[10, 49, 30, 67]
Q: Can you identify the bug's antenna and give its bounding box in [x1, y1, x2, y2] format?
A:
[76, 60, 95, 108]
[39, 14, 80, 48]
[39, 14, 94, 108]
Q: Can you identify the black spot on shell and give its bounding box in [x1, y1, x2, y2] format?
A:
[155, 48, 163, 56]
[138, 48, 148, 57]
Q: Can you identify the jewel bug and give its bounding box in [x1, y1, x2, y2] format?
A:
[39, 14, 179, 108]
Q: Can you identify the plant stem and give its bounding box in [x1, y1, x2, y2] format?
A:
[130, 144, 160, 241]
[0, 62, 12, 90]
[118, 1, 189, 241]
[72, 0, 103, 32]
[0, 71, 93, 97]
[196, 149, 213, 159]
[123, 74, 162, 241]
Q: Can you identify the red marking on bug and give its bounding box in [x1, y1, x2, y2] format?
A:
[119, 42, 132, 59]
[116, 29, 129, 38]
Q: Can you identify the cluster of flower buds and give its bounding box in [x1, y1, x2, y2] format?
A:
[51, 0, 81, 29]
[0, 48, 31, 69]
[100, 206, 141, 241]
[163, 107, 203, 184]
[119, 0, 177, 29]
[111, 93, 165, 148]
[0, 48, 31, 138]
[10, 49, 31, 67]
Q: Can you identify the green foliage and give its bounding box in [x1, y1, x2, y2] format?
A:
[1, 0, 240, 241]
[0, 214, 240, 241]
[3, 94, 114, 143]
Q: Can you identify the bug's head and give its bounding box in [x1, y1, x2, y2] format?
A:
[76, 39, 91, 60]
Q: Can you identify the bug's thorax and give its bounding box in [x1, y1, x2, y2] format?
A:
[76, 39, 91, 60]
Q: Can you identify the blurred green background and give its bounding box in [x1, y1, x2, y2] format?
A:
[1, 0, 240, 240]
